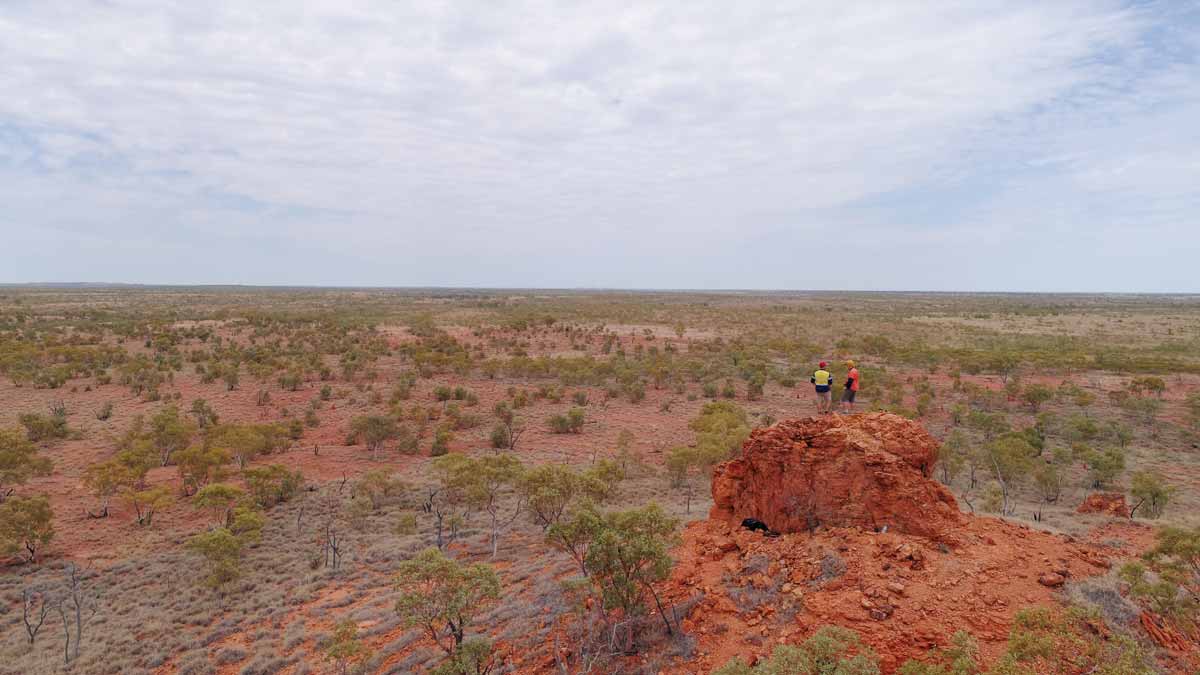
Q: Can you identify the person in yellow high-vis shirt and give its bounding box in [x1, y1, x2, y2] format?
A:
[811, 361, 834, 414]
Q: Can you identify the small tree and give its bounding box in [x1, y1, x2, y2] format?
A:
[188, 399, 219, 428]
[1129, 471, 1173, 519]
[81, 461, 131, 518]
[244, 464, 305, 508]
[0, 428, 53, 501]
[665, 446, 712, 513]
[351, 469, 405, 510]
[325, 619, 371, 675]
[193, 483, 247, 528]
[350, 415, 399, 460]
[936, 431, 967, 486]
[174, 445, 230, 496]
[520, 464, 581, 530]
[1032, 461, 1062, 505]
[187, 528, 245, 590]
[394, 547, 501, 656]
[547, 502, 603, 576]
[124, 486, 174, 526]
[1021, 384, 1054, 411]
[207, 423, 283, 469]
[0, 494, 55, 563]
[983, 436, 1034, 515]
[1085, 447, 1125, 489]
[585, 503, 680, 646]
[149, 405, 195, 466]
[490, 402, 526, 452]
[444, 449, 523, 554]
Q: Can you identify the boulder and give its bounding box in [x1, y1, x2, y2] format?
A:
[1077, 492, 1130, 518]
[710, 413, 964, 543]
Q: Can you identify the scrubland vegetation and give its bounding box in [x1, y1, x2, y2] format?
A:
[0, 287, 1198, 673]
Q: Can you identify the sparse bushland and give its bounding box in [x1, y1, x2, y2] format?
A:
[3, 288, 1200, 673]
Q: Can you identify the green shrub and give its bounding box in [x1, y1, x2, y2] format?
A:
[715, 626, 879, 675]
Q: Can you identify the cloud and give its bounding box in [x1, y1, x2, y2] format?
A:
[0, 0, 1197, 290]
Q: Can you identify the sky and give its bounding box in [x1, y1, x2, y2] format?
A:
[1, 1, 1198, 291]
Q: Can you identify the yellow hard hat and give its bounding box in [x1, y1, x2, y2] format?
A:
[845, 360, 855, 367]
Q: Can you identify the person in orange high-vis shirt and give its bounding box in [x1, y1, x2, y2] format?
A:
[841, 360, 860, 412]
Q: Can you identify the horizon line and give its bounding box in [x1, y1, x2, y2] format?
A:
[2, 282, 1200, 297]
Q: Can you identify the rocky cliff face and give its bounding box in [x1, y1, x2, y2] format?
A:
[710, 413, 965, 543]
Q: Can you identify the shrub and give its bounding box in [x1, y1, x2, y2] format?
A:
[548, 408, 585, 434]
[18, 412, 69, 442]
[188, 528, 246, 590]
[898, 632, 977, 674]
[1120, 526, 1199, 630]
[715, 626, 879, 675]
[430, 428, 453, 457]
[990, 606, 1154, 674]
[489, 424, 510, 449]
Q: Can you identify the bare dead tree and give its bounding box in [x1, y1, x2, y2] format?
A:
[322, 520, 343, 571]
[57, 563, 98, 665]
[22, 587, 52, 645]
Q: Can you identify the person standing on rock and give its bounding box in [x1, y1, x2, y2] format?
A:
[841, 360, 860, 413]
[810, 361, 834, 414]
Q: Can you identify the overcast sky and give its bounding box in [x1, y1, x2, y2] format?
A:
[1, 1, 1198, 291]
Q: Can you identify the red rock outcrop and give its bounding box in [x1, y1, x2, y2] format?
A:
[710, 413, 964, 543]
[1077, 492, 1130, 518]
